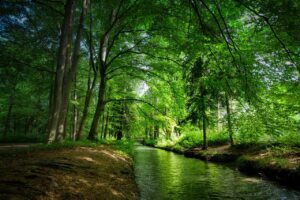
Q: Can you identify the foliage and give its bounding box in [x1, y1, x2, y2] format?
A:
[0, 0, 299, 151]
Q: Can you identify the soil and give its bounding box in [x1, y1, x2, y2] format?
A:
[0, 145, 138, 200]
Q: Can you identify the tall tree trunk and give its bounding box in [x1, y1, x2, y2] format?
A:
[201, 92, 207, 150]
[12, 114, 17, 136]
[103, 108, 109, 139]
[3, 97, 13, 139]
[87, 74, 106, 140]
[47, 71, 55, 133]
[225, 93, 234, 146]
[217, 99, 222, 131]
[154, 125, 159, 139]
[100, 110, 106, 139]
[149, 126, 154, 140]
[56, 23, 73, 141]
[87, 8, 117, 141]
[144, 125, 148, 139]
[76, 70, 97, 140]
[56, 0, 89, 141]
[76, 5, 97, 140]
[48, 0, 75, 143]
[72, 75, 78, 140]
[24, 116, 34, 136]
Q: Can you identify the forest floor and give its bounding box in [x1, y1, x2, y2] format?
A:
[0, 144, 138, 200]
[153, 143, 300, 190]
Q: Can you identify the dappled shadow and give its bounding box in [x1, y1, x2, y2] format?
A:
[0, 146, 138, 200]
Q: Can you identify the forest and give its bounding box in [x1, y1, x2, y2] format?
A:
[0, 0, 300, 199]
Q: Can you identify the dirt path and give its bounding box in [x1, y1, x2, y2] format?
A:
[0, 145, 138, 200]
[0, 143, 39, 149]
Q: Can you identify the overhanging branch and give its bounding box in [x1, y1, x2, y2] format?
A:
[105, 98, 165, 115]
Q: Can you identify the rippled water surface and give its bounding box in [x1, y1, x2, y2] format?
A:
[134, 146, 300, 200]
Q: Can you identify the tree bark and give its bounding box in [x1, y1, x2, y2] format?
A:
[72, 75, 78, 140]
[217, 99, 222, 131]
[87, 8, 117, 140]
[76, 5, 97, 140]
[24, 116, 34, 136]
[87, 74, 107, 140]
[225, 93, 234, 146]
[48, 0, 75, 143]
[100, 109, 106, 139]
[47, 71, 55, 134]
[3, 96, 13, 139]
[76, 70, 97, 140]
[56, 0, 89, 141]
[103, 108, 109, 139]
[201, 92, 208, 150]
[144, 125, 148, 139]
[154, 125, 159, 139]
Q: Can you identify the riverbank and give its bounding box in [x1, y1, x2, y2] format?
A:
[0, 142, 138, 199]
[145, 142, 300, 190]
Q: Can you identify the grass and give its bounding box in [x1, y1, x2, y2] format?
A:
[0, 139, 136, 159]
[236, 145, 300, 171]
[113, 140, 136, 157]
[150, 130, 230, 150]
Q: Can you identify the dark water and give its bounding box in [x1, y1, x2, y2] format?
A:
[134, 146, 300, 200]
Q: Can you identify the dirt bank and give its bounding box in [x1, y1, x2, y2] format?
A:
[0, 145, 138, 200]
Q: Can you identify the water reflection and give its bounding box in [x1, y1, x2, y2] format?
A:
[134, 146, 300, 200]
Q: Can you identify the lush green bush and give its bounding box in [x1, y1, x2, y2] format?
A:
[176, 132, 201, 148]
[174, 130, 229, 149]
[143, 138, 157, 147]
[276, 132, 300, 147]
[207, 130, 229, 146]
[113, 139, 136, 157]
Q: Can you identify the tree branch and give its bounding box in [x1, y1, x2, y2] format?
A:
[236, 0, 298, 72]
[106, 36, 149, 67]
[105, 98, 165, 115]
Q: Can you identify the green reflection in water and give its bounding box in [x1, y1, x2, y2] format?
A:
[134, 145, 300, 200]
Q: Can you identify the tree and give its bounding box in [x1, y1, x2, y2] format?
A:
[48, 0, 89, 143]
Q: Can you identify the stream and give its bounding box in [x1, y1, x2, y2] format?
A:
[134, 145, 300, 200]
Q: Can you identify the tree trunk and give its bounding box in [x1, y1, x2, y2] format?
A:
[87, 8, 117, 141]
[100, 110, 106, 139]
[225, 93, 234, 146]
[48, 0, 75, 143]
[217, 99, 222, 131]
[24, 116, 34, 136]
[154, 125, 159, 139]
[103, 108, 109, 139]
[47, 71, 55, 133]
[201, 93, 207, 150]
[76, 70, 97, 140]
[55, 25, 73, 141]
[72, 75, 78, 141]
[144, 126, 148, 139]
[76, 6, 97, 140]
[3, 97, 13, 139]
[165, 125, 171, 140]
[87, 74, 107, 140]
[149, 126, 154, 140]
[56, 0, 89, 141]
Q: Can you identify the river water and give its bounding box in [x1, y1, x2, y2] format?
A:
[134, 145, 300, 200]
